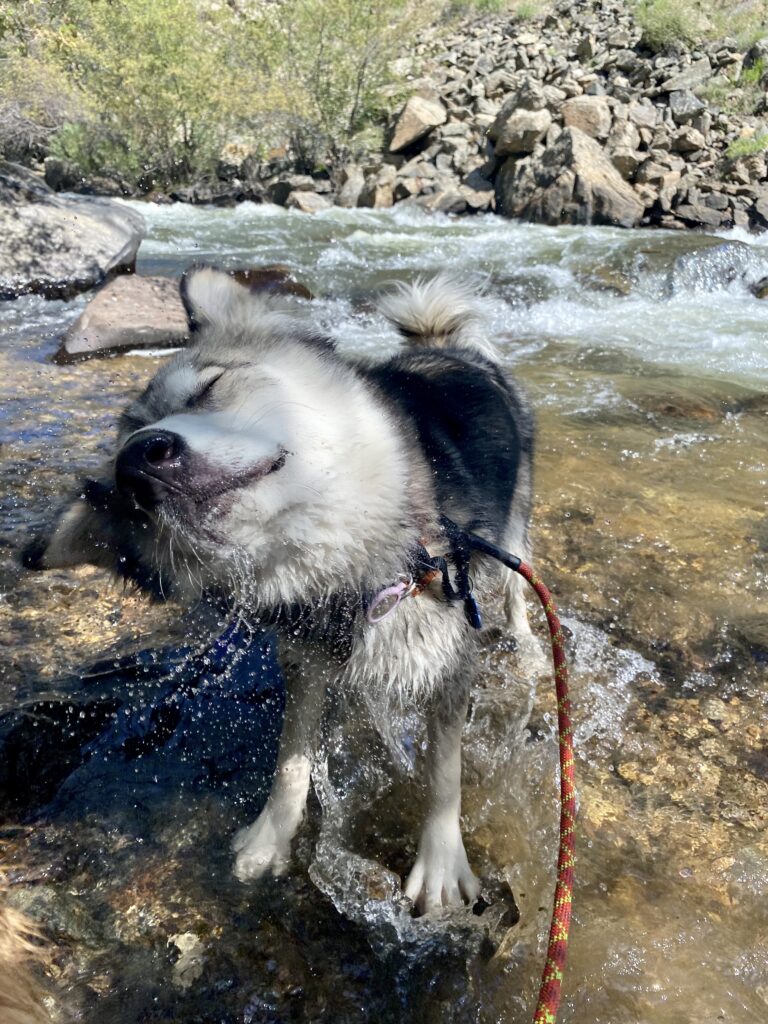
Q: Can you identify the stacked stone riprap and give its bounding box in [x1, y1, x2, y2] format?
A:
[352, 0, 768, 229]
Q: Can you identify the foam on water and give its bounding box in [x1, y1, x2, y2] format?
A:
[121, 201, 768, 388]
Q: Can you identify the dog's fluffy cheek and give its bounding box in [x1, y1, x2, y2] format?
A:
[22, 499, 114, 571]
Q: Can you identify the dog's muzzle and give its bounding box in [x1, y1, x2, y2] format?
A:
[115, 430, 187, 510]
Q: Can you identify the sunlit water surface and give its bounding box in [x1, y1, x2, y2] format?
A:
[0, 203, 766, 1023]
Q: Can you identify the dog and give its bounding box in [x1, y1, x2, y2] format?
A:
[0, 898, 50, 1024]
[24, 270, 535, 913]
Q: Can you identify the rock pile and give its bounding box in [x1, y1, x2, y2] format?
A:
[361, 0, 768, 229]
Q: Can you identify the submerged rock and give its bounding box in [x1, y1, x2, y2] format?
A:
[0, 162, 144, 301]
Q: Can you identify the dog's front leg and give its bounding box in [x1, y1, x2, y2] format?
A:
[404, 683, 480, 913]
[233, 651, 327, 882]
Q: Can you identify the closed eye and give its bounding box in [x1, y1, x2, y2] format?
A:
[186, 371, 225, 409]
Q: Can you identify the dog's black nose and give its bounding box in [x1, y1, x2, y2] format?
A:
[115, 430, 186, 510]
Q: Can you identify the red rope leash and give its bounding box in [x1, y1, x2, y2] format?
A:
[514, 561, 576, 1024]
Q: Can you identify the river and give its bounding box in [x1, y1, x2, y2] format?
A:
[0, 202, 766, 1023]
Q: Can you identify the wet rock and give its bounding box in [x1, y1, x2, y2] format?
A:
[56, 275, 188, 362]
[286, 191, 333, 214]
[0, 161, 144, 301]
[389, 96, 447, 152]
[337, 165, 365, 208]
[497, 127, 644, 228]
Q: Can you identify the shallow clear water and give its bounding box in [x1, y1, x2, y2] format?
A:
[0, 203, 766, 1023]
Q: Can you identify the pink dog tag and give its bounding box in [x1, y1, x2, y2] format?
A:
[366, 577, 414, 624]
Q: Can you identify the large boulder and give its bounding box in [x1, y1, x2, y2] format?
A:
[57, 265, 312, 362]
[493, 108, 551, 156]
[389, 96, 447, 152]
[562, 96, 612, 140]
[0, 162, 144, 300]
[497, 127, 645, 228]
[57, 275, 188, 362]
[661, 58, 713, 92]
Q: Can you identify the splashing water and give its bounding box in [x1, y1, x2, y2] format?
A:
[0, 204, 766, 1023]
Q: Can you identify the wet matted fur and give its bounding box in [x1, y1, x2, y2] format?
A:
[25, 271, 535, 912]
[0, 896, 49, 1024]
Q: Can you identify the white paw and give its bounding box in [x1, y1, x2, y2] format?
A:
[232, 812, 293, 882]
[515, 632, 550, 676]
[403, 818, 481, 914]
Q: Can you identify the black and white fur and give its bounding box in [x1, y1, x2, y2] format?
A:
[25, 270, 535, 913]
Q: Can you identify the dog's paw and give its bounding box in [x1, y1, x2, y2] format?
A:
[403, 819, 480, 914]
[232, 814, 292, 882]
[514, 632, 551, 676]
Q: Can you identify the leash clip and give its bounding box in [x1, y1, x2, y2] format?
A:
[366, 575, 415, 624]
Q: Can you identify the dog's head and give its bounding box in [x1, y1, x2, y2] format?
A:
[25, 268, 409, 607]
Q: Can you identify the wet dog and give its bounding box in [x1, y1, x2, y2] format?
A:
[0, 899, 49, 1024]
[25, 271, 534, 912]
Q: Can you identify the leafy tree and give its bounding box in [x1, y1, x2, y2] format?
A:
[44, 0, 264, 187]
[255, 0, 428, 168]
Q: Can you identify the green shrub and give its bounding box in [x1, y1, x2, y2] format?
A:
[726, 131, 768, 159]
[48, 0, 266, 188]
[636, 0, 704, 51]
[0, 0, 431, 183]
[254, 0, 429, 168]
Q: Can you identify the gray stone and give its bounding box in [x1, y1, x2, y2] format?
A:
[358, 164, 396, 208]
[58, 275, 187, 361]
[611, 147, 643, 179]
[562, 95, 612, 140]
[389, 96, 447, 152]
[628, 102, 658, 129]
[661, 58, 713, 93]
[285, 191, 333, 214]
[497, 126, 645, 228]
[576, 34, 597, 61]
[614, 50, 641, 74]
[494, 108, 552, 156]
[337, 165, 365, 208]
[0, 161, 144, 301]
[669, 90, 706, 125]
[675, 202, 729, 227]
[671, 126, 706, 154]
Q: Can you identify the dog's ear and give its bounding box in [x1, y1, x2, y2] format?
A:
[180, 265, 249, 332]
[21, 481, 117, 571]
[180, 264, 312, 334]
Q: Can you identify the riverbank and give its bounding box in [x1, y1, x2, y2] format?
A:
[34, 0, 768, 232]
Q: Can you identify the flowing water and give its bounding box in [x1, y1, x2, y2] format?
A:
[0, 203, 766, 1023]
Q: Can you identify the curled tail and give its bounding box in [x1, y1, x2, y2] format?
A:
[378, 274, 498, 362]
